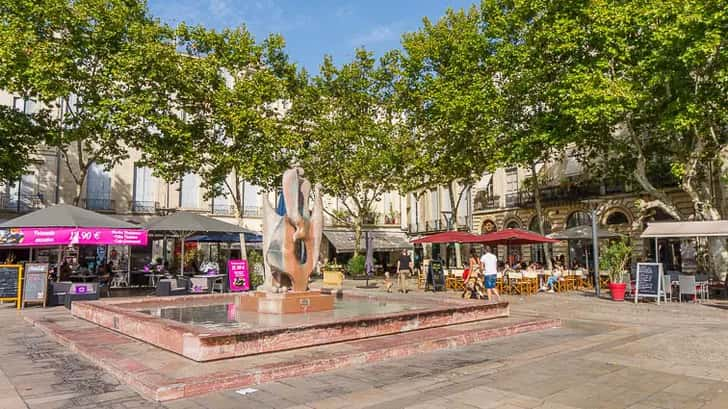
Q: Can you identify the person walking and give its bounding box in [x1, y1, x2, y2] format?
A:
[396, 249, 413, 293]
[480, 246, 500, 301]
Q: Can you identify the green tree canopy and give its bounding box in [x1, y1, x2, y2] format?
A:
[291, 49, 404, 255]
[0, 0, 179, 204]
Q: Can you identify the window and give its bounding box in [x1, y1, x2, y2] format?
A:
[606, 211, 629, 225]
[133, 165, 156, 210]
[566, 211, 592, 228]
[86, 162, 111, 210]
[12, 97, 37, 114]
[3, 174, 38, 211]
[529, 216, 553, 265]
[180, 173, 199, 209]
[505, 168, 519, 193]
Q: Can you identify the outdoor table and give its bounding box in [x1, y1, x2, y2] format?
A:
[193, 274, 225, 293]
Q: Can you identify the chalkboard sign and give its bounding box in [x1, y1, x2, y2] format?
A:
[22, 263, 49, 308]
[635, 262, 663, 304]
[0, 264, 23, 309]
[427, 259, 445, 291]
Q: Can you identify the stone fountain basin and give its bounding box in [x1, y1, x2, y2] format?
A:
[71, 292, 509, 361]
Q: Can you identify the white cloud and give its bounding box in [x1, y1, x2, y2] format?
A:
[351, 24, 398, 46]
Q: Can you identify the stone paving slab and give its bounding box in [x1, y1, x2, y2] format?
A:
[23, 306, 559, 401]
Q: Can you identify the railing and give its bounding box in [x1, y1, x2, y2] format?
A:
[131, 201, 159, 214]
[211, 204, 236, 216]
[83, 198, 115, 212]
[243, 206, 262, 217]
[474, 191, 500, 211]
[0, 193, 45, 212]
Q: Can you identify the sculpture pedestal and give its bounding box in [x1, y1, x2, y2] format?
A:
[237, 291, 335, 314]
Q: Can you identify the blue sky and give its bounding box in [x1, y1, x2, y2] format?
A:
[148, 0, 477, 73]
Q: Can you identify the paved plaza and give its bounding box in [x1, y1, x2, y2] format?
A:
[1, 285, 727, 409]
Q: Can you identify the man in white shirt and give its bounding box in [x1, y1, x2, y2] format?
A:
[480, 246, 500, 301]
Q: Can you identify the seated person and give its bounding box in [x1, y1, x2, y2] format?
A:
[59, 261, 72, 281]
[541, 265, 563, 292]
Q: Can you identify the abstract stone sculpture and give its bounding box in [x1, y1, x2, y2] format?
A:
[260, 167, 323, 293]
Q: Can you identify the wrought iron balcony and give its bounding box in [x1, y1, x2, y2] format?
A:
[131, 201, 159, 214]
[83, 197, 115, 212]
[0, 193, 45, 213]
[474, 191, 500, 211]
[211, 204, 236, 216]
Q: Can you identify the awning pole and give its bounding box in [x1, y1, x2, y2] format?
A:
[654, 238, 659, 263]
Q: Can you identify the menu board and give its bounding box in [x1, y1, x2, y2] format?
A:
[428, 259, 445, 291]
[228, 259, 250, 292]
[0, 264, 23, 309]
[22, 263, 49, 308]
[635, 263, 662, 303]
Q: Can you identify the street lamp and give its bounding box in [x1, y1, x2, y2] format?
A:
[584, 200, 602, 298]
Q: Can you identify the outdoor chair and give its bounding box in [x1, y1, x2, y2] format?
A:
[47, 281, 73, 307]
[622, 274, 634, 299]
[64, 283, 99, 309]
[661, 275, 673, 303]
[110, 272, 129, 288]
[156, 278, 188, 296]
[507, 271, 529, 295]
[417, 269, 426, 289]
[599, 274, 610, 289]
[573, 269, 589, 289]
[522, 270, 539, 295]
[678, 275, 697, 303]
[212, 276, 225, 293]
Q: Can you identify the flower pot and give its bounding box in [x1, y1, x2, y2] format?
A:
[609, 282, 627, 301]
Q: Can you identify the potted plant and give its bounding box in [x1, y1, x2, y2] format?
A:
[600, 238, 632, 301]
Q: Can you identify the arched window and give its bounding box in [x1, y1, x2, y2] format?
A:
[481, 219, 497, 234]
[606, 211, 629, 225]
[528, 216, 552, 265]
[506, 220, 520, 229]
[566, 211, 592, 229]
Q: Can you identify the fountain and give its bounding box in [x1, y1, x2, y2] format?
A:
[70, 167, 510, 362]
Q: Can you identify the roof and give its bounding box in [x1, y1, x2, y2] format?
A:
[144, 212, 248, 234]
[323, 229, 411, 253]
[411, 231, 483, 244]
[0, 205, 139, 229]
[641, 221, 728, 238]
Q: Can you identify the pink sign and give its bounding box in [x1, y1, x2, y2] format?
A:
[227, 259, 250, 292]
[0, 228, 148, 247]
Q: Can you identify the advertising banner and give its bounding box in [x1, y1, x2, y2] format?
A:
[227, 259, 250, 292]
[0, 228, 148, 247]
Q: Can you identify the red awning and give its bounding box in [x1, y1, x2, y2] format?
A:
[411, 231, 483, 244]
[475, 228, 560, 245]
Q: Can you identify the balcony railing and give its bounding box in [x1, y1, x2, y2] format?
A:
[243, 206, 262, 217]
[211, 204, 236, 216]
[131, 201, 159, 214]
[0, 193, 45, 213]
[83, 197, 115, 212]
[474, 191, 500, 211]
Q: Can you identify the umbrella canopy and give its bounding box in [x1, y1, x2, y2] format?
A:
[144, 212, 247, 234]
[547, 225, 622, 240]
[411, 231, 484, 244]
[477, 228, 560, 245]
[185, 231, 262, 243]
[0, 204, 138, 229]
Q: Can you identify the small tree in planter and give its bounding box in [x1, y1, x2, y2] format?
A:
[347, 255, 366, 278]
[600, 238, 632, 301]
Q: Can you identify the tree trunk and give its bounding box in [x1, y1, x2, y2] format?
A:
[530, 161, 552, 269]
[72, 167, 88, 206]
[353, 217, 363, 258]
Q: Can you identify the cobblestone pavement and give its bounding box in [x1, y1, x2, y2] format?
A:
[1, 283, 728, 409]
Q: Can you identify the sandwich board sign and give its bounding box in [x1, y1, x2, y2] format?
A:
[635, 262, 663, 304]
[0, 264, 23, 309]
[22, 263, 49, 308]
